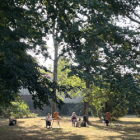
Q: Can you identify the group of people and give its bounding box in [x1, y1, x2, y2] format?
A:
[71, 112, 88, 127]
[71, 111, 111, 127]
[9, 111, 111, 127]
[45, 112, 88, 128]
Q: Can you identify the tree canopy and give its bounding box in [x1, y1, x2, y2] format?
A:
[0, 0, 68, 109]
[60, 0, 140, 108]
[1, 0, 140, 111]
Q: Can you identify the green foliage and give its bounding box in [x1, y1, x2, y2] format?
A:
[0, 0, 51, 108]
[45, 0, 140, 114]
[87, 84, 128, 120]
[0, 0, 72, 109]
[11, 100, 31, 118]
[111, 106, 128, 121]
[0, 97, 37, 118]
[132, 102, 140, 117]
[58, 0, 140, 111]
[57, 59, 85, 97]
[1, 0, 140, 111]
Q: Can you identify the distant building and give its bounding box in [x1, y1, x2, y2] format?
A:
[19, 88, 83, 116]
[19, 88, 83, 103]
[20, 72, 83, 103]
[20, 88, 32, 101]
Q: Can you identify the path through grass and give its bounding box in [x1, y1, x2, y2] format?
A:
[0, 117, 140, 140]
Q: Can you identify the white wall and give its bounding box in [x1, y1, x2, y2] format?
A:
[63, 96, 83, 103]
[19, 88, 30, 95]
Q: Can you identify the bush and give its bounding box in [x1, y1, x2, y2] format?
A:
[11, 101, 30, 118]
[132, 103, 140, 117]
[0, 97, 38, 118]
[89, 101, 128, 121]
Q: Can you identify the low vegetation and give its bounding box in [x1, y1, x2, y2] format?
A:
[0, 97, 38, 119]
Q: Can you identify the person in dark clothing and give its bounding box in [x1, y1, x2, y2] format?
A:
[46, 113, 52, 128]
[81, 115, 87, 127]
[105, 120, 109, 126]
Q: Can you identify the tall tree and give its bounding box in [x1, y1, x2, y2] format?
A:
[43, 0, 80, 115]
[40, 0, 140, 121]
[59, 0, 140, 121]
[51, 34, 58, 117]
[2, 0, 139, 116]
[0, 0, 70, 109]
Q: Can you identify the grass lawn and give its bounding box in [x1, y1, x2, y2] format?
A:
[0, 116, 140, 140]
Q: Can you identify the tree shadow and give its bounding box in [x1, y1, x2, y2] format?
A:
[0, 118, 87, 140]
[88, 119, 140, 140]
[116, 120, 140, 125]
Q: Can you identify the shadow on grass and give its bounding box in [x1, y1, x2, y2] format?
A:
[89, 119, 140, 140]
[0, 118, 87, 140]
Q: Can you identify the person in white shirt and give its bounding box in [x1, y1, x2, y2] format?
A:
[9, 114, 17, 125]
[71, 112, 77, 127]
[46, 113, 52, 128]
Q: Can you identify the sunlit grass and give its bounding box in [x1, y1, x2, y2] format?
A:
[0, 116, 140, 140]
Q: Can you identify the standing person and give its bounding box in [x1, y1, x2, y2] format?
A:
[9, 114, 17, 125]
[46, 113, 52, 128]
[71, 112, 77, 127]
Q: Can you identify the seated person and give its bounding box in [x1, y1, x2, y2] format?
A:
[104, 112, 111, 126]
[9, 114, 17, 125]
[81, 115, 87, 127]
[46, 113, 52, 128]
[71, 112, 77, 127]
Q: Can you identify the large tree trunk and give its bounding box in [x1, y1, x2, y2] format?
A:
[51, 34, 58, 118]
[84, 80, 90, 122]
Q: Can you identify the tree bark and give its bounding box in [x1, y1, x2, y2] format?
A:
[51, 34, 58, 118]
[84, 80, 90, 122]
